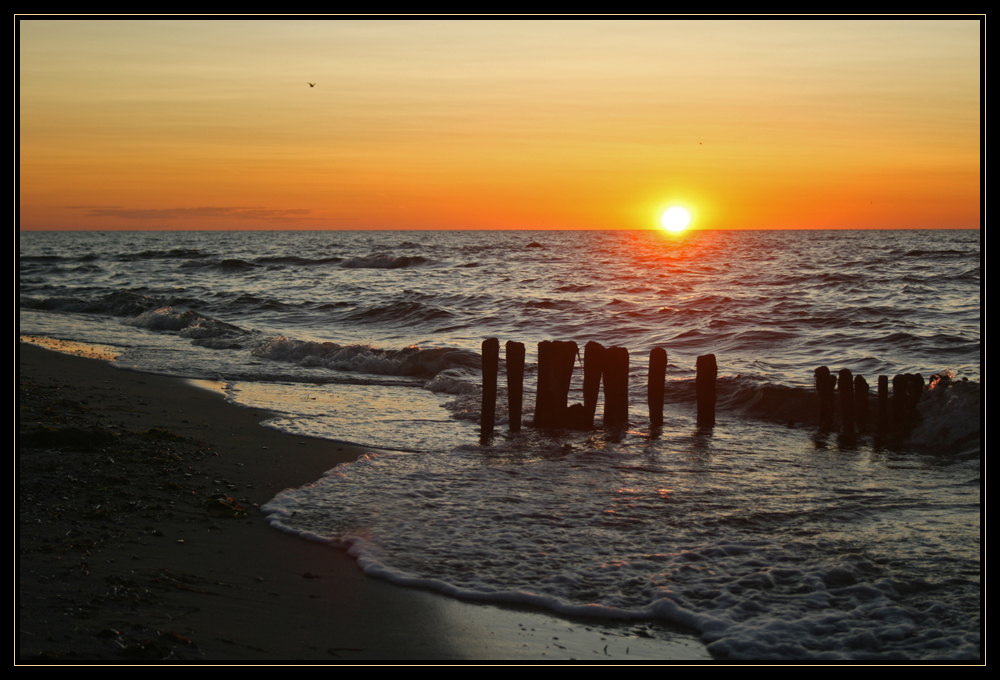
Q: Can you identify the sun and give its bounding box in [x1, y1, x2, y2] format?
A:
[660, 207, 691, 232]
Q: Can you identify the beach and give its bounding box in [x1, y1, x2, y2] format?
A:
[17, 340, 713, 662]
[18, 229, 981, 661]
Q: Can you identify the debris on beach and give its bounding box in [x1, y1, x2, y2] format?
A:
[203, 493, 247, 518]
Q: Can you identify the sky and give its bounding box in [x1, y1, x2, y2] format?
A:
[18, 18, 982, 231]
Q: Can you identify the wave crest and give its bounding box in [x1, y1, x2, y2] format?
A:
[251, 336, 480, 378]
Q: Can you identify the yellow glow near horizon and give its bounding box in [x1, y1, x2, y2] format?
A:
[660, 207, 692, 232]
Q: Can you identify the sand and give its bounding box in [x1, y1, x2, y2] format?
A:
[17, 339, 713, 663]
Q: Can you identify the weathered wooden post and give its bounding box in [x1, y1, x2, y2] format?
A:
[603, 346, 629, 428]
[552, 341, 578, 428]
[696, 354, 717, 428]
[877, 375, 889, 429]
[581, 341, 605, 429]
[533, 341, 555, 428]
[481, 338, 499, 442]
[533, 340, 577, 429]
[838, 368, 855, 433]
[648, 348, 666, 429]
[854, 374, 870, 430]
[815, 366, 835, 430]
[506, 340, 525, 433]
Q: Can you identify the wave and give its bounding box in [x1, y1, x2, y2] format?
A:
[250, 336, 481, 378]
[118, 248, 210, 261]
[20, 290, 162, 317]
[123, 306, 250, 343]
[259, 440, 981, 661]
[340, 254, 432, 269]
[909, 372, 981, 456]
[255, 255, 344, 266]
[214, 258, 257, 271]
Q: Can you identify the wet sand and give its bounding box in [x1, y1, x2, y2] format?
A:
[17, 340, 712, 663]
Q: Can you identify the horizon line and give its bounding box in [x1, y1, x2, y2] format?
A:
[17, 226, 981, 233]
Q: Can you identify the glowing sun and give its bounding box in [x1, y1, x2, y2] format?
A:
[660, 207, 691, 232]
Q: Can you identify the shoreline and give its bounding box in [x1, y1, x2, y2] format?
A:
[17, 340, 712, 663]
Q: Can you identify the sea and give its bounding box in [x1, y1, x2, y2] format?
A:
[18, 229, 981, 661]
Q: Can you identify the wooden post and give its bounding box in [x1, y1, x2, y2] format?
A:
[877, 375, 888, 429]
[552, 341, 578, 428]
[648, 348, 666, 429]
[481, 338, 499, 442]
[603, 346, 629, 428]
[533, 341, 554, 428]
[581, 341, 605, 429]
[854, 374, 869, 431]
[533, 340, 577, 429]
[838, 368, 855, 433]
[815, 366, 835, 430]
[506, 340, 525, 433]
[696, 354, 717, 428]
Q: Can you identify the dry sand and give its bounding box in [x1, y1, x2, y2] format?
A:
[17, 339, 713, 663]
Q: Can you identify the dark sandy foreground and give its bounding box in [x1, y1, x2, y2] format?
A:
[17, 339, 713, 664]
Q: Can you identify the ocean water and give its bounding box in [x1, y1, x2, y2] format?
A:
[19, 229, 981, 660]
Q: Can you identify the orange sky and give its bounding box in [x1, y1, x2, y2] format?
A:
[18, 19, 981, 231]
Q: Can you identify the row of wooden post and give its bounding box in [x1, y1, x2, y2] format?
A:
[480, 338, 717, 441]
[485, 345, 928, 440]
[814, 366, 924, 433]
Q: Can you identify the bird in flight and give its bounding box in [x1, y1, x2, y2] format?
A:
[308, 82, 316, 87]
